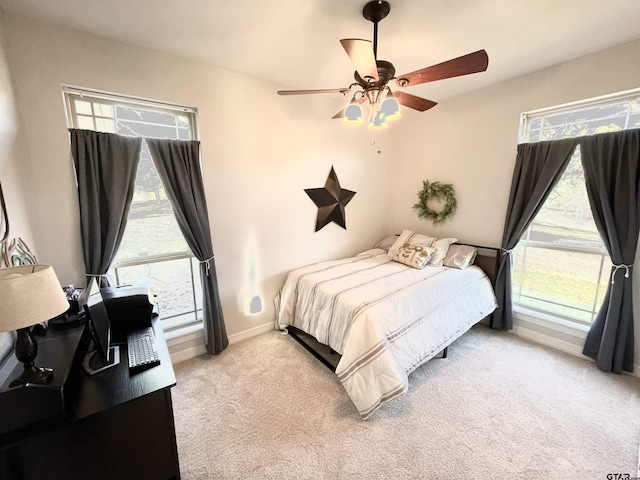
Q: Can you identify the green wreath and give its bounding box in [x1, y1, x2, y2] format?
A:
[413, 180, 457, 224]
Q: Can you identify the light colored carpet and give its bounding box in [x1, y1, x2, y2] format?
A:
[172, 325, 640, 479]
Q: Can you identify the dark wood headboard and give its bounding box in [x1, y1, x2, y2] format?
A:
[457, 243, 499, 286]
[385, 234, 498, 286]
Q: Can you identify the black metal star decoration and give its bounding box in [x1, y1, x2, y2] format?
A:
[305, 166, 356, 232]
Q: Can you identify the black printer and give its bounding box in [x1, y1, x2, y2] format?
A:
[100, 284, 154, 343]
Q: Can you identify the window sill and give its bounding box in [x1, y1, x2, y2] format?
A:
[163, 321, 206, 364]
[513, 306, 590, 337]
[159, 311, 202, 334]
[513, 307, 589, 357]
[513, 306, 640, 378]
[512, 306, 589, 360]
[163, 322, 203, 342]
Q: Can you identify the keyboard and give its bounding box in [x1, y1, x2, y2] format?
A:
[127, 326, 161, 372]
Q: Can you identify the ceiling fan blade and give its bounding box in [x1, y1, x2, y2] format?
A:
[332, 109, 345, 119]
[277, 88, 351, 95]
[395, 49, 489, 87]
[394, 91, 438, 112]
[340, 39, 379, 82]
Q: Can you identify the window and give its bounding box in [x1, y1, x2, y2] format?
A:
[513, 89, 640, 325]
[63, 86, 202, 329]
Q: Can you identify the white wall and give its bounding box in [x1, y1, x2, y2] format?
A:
[0, 21, 34, 255]
[0, 21, 30, 362]
[390, 38, 640, 369]
[0, 13, 390, 337]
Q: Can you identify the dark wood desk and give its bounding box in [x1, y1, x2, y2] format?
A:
[0, 318, 180, 480]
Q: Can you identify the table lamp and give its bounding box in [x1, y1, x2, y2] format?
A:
[0, 264, 70, 388]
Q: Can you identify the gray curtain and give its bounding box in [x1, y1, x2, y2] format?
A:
[70, 129, 142, 289]
[146, 138, 228, 355]
[581, 129, 640, 373]
[492, 138, 578, 330]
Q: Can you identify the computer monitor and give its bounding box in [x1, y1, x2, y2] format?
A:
[76, 277, 100, 315]
[82, 292, 120, 375]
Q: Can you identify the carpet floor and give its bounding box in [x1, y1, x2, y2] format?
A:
[172, 325, 640, 479]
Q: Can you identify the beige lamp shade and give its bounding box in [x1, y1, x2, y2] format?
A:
[0, 264, 70, 333]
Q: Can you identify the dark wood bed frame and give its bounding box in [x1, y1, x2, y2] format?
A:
[286, 243, 499, 373]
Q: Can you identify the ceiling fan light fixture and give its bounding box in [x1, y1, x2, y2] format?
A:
[368, 110, 388, 130]
[380, 97, 401, 121]
[343, 103, 364, 125]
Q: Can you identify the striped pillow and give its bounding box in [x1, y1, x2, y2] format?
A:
[388, 230, 457, 267]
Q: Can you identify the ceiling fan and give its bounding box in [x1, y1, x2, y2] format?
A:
[277, 0, 489, 127]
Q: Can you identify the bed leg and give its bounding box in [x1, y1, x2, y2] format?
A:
[442, 347, 448, 358]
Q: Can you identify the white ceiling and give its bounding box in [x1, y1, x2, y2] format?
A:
[1, 0, 640, 102]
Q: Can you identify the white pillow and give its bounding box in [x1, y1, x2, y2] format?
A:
[387, 230, 415, 258]
[443, 245, 478, 269]
[373, 235, 399, 252]
[388, 230, 457, 267]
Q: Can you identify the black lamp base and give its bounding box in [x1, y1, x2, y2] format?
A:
[9, 326, 55, 388]
[9, 365, 54, 388]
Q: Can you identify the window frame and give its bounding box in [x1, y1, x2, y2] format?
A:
[62, 85, 199, 133]
[514, 87, 640, 325]
[518, 86, 640, 143]
[62, 85, 203, 329]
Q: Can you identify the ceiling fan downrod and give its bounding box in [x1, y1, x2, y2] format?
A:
[362, 0, 390, 60]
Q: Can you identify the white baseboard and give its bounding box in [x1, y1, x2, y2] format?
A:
[167, 321, 274, 364]
[512, 324, 585, 358]
[512, 322, 640, 379]
[228, 322, 274, 345]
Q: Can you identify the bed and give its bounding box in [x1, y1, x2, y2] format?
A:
[274, 230, 498, 419]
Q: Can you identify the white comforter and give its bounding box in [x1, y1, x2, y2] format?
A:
[274, 249, 497, 418]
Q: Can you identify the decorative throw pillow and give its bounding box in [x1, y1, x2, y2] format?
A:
[443, 245, 478, 269]
[387, 230, 416, 258]
[388, 230, 457, 267]
[412, 234, 458, 266]
[390, 242, 436, 269]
